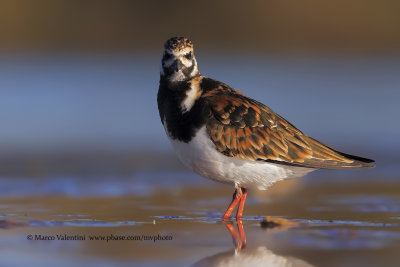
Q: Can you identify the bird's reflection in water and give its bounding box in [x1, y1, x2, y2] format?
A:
[225, 219, 247, 252]
[193, 218, 313, 267]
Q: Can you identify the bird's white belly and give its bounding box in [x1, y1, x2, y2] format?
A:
[167, 126, 314, 190]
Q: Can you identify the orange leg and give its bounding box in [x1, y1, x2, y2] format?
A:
[222, 187, 247, 221]
[236, 188, 247, 220]
[222, 189, 241, 220]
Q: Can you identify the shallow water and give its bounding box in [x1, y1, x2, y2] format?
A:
[1, 170, 400, 267]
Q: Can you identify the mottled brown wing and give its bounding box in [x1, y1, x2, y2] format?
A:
[203, 89, 372, 169]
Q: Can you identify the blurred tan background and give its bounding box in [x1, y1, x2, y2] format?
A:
[1, 0, 399, 54]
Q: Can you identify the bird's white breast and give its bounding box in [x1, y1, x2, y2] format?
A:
[164, 125, 314, 190]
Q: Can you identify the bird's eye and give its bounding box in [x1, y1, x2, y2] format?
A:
[184, 52, 192, 59]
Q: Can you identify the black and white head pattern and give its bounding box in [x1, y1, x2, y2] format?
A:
[161, 37, 199, 82]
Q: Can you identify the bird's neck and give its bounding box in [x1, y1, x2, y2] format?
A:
[159, 75, 192, 98]
[159, 73, 202, 105]
[157, 76, 207, 143]
[159, 73, 204, 115]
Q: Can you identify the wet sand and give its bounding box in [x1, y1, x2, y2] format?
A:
[1, 171, 400, 267]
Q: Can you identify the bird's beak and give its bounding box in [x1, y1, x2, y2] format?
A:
[172, 59, 183, 72]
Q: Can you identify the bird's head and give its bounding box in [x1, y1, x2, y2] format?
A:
[160, 37, 199, 82]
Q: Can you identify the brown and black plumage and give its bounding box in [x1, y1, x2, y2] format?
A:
[202, 81, 374, 169]
[158, 36, 374, 220]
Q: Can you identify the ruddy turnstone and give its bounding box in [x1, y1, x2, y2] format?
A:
[157, 37, 375, 220]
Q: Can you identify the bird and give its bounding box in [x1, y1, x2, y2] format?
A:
[157, 36, 375, 221]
